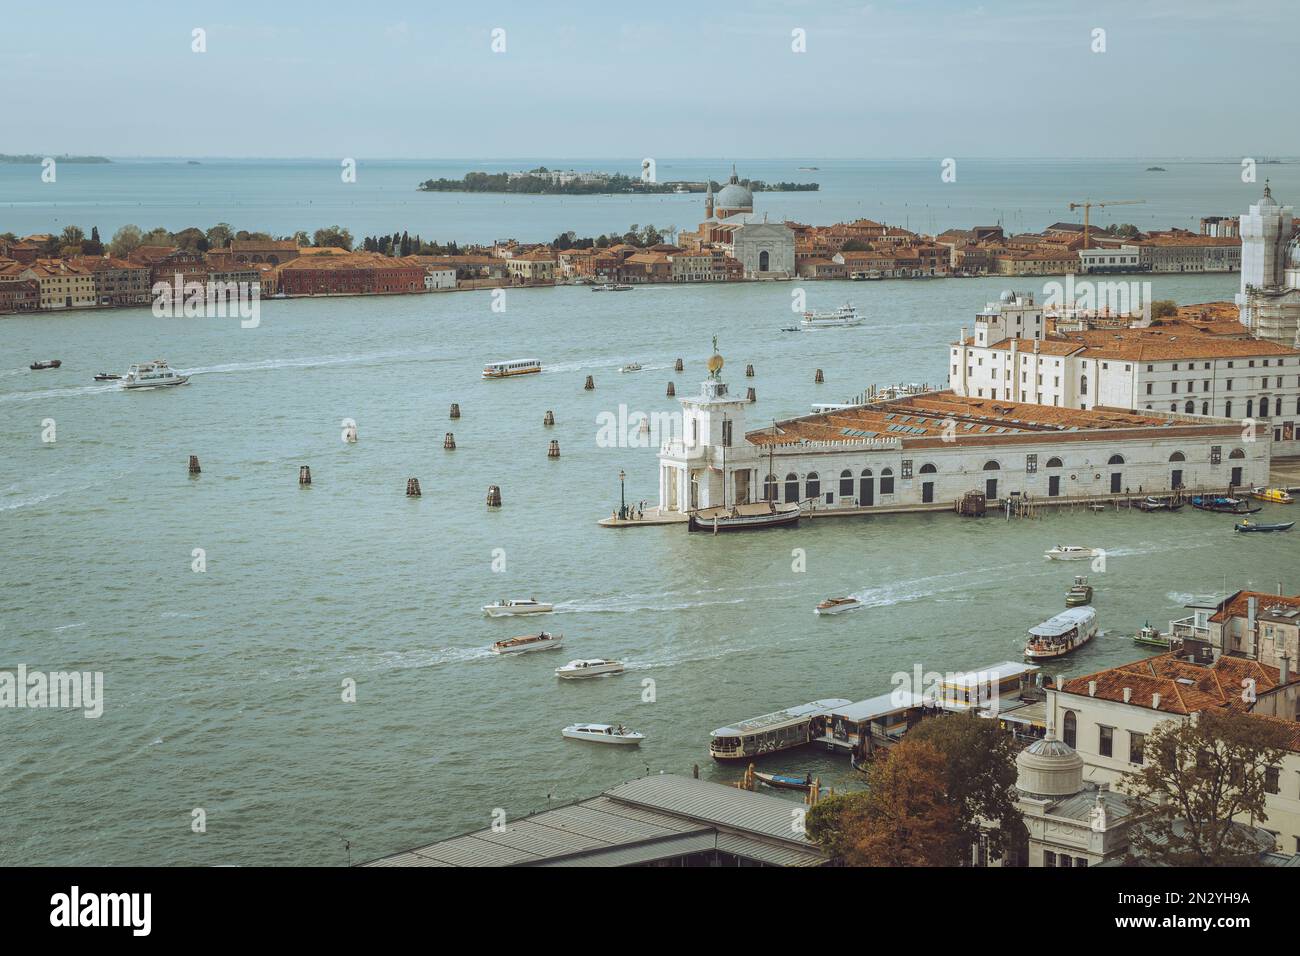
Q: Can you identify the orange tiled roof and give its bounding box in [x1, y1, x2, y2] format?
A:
[1209, 591, 1300, 625]
[1059, 652, 1291, 717]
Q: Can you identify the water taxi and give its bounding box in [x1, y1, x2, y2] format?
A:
[29, 359, 61, 371]
[481, 359, 541, 379]
[1065, 576, 1093, 607]
[708, 698, 853, 761]
[619, 363, 643, 373]
[482, 598, 553, 617]
[561, 723, 643, 746]
[1044, 545, 1100, 561]
[1133, 623, 1175, 649]
[814, 596, 864, 616]
[555, 658, 624, 679]
[490, 631, 563, 655]
[121, 360, 189, 389]
[1024, 607, 1098, 660]
[1234, 519, 1295, 533]
[800, 304, 862, 328]
[1250, 487, 1294, 504]
[687, 501, 800, 533]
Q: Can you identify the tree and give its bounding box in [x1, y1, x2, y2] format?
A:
[808, 739, 964, 865]
[60, 225, 85, 248]
[109, 225, 142, 257]
[312, 226, 353, 251]
[140, 227, 174, 247]
[206, 222, 234, 251]
[1150, 299, 1178, 319]
[841, 239, 871, 252]
[907, 713, 1026, 863]
[1124, 711, 1291, 866]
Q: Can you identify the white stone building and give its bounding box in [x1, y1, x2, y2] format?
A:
[423, 266, 456, 290]
[1237, 182, 1300, 346]
[949, 290, 1300, 455]
[656, 354, 1270, 516]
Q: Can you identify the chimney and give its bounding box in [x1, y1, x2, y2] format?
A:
[1281, 653, 1292, 685]
[1152, 692, 1161, 709]
[1122, 687, 1132, 703]
[1088, 680, 1097, 697]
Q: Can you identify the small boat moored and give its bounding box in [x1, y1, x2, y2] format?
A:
[754, 770, 816, 791]
[490, 631, 563, 655]
[1024, 606, 1098, 660]
[561, 723, 643, 745]
[29, 360, 62, 370]
[1234, 519, 1295, 533]
[814, 596, 864, 616]
[1065, 576, 1093, 607]
[1135, 496, 1183, 512]
[121, 359, 189, 389]
[1190, 495, 1261, 515]
[482, 598, 553, 617]
[555, 658, 624, 679]
[688, 501, 801, 533]
[1045, 545, 1101, 561]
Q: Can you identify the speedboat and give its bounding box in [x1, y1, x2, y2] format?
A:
[1024, 606, 1098, 660]
[29, 360, 62, 370]
[93, 372, 122, 381]
[121, 360, 189, 389]
[1250, 487, 1294, 505]
[555, 658, 624, 679]
[800, 304, 862, 329]
[1045, 545, 1100, 561]
[561, 723, 643, 745]
[482, 598, 553, 617]
[814, 596, 864, 616]
[490, 631, 563, 655]
[1065, 576, 1093, 607]
[1234, 519, 1295, 533]
[619, 363, 643, 373]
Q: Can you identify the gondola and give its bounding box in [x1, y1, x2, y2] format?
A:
[1234, 520, 1294, 533]
[753, 771, 816, 791]
[1190, 495, 1261, 515]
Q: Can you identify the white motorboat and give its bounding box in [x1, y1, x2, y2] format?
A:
[120, 359, 189, 389]
[490, 631, 563, 655]
[555, 658, 624, 679]
[482, 598, 553, 617]
[1044, 545, 1101, 561]
[1025, 606, 1098, 659]
[561, 722, 644, 746]
[619, 363, 643, 373]
[814, 596, 864, 616]
[800, 304, 862, 328]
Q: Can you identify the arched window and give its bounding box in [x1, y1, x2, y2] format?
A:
[1108, 454, 1124, 465]
[1246, 399, 1254, 418]
[839, 469, 854, 497]
[1229, 448, 1246, 459]
[1062, 710, 1077, 748]
[1046, 457, 1063, 468]
[1225, 399, 1232, 418]
[763, 474, 778, 501]
[1201, 401, 1209, 416]
[806, 471, 820, 500]
[919, 463, 937, 474]
[880, 467, 895, 495]
[983, 460, 1001, 471]
[1260, 396, 1270, 417]
[759, 250, 770, 272]
[1168, 451, 1186, 462]
[784, 472, 800, 503]
[1080, 374, 1088, 396]
[1184, 400, 1195, 413]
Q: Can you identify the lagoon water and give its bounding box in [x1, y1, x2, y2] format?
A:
[2, 157, 1297, 246]
[4, 269, 1299, 866]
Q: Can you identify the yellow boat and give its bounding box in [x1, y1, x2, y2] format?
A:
[1250, 487, 1294, 504]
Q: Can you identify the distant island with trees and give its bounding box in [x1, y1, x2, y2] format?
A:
[0, 153, 111, 164]
[417, 167, 817, 195]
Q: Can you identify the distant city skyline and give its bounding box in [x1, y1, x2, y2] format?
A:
[4, 0, 1295, 159]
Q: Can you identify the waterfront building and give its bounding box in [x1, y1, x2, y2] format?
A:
[679, 165, 796, 280]
[949, 291, 1300, 455]
[656, 350, 1269, 517]
[1049, 653, 1300, 854]
[1077, 245, 1143, 274]
[1204, 590, 1300, 672]
[0, 276, 40, 313]
[1236, 182, 1300, 346]
[422, 265, 456, 290]
[505, 248, 557, 284]
[227, 239, 300, 265]
[1132, 230, 1240, 273]
[363, 773, 829, 867]
[21, 258, 96, 309]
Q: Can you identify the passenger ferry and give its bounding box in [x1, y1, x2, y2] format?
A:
[481, 358, 541, 379]
[121, 360, 189, 389]
[1024, 607, 1098, 660]
[708, 698, 852, 761]
[800, 304, 862, 328]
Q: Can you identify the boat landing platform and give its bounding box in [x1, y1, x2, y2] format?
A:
[598, 507, 688, 528]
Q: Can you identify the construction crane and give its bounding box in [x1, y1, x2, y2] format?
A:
[1067, 199, 1145, 249]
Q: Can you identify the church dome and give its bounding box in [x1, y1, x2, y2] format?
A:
[1015, 734, 1084, 797]
[715, 183, 753, 212]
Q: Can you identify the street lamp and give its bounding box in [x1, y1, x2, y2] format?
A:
[619, 469, 627, 520]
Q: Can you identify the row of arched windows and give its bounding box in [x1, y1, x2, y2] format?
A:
[765, 465, 929, 503]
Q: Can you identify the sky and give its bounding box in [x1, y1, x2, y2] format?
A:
[3, 0, 1295, 159]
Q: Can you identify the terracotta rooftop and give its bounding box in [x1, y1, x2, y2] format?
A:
[744, 390, 1231, 448]
[1209, 590, 1300, 625]
[1058, 652, 1292, 717]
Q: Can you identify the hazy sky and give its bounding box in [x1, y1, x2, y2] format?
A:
[5, 0, 1293, 158]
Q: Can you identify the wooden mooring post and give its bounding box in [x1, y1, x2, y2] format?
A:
[449, 403, 460, 419]
[583, 375, 595, 390]
[406, 477, 422, 497]
[543, 410, 555, 426]
[188, 455, 201, 475]
[666, 382, 675, 396]
[486, 484, 502, 507]
[298, 465, 311, 487]
[674, 358, 683, 372]
[547, 440, 560, 459]
[443, 432, 456, 450]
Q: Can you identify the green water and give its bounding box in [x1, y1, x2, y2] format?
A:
[2, 273, 1296, 865]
